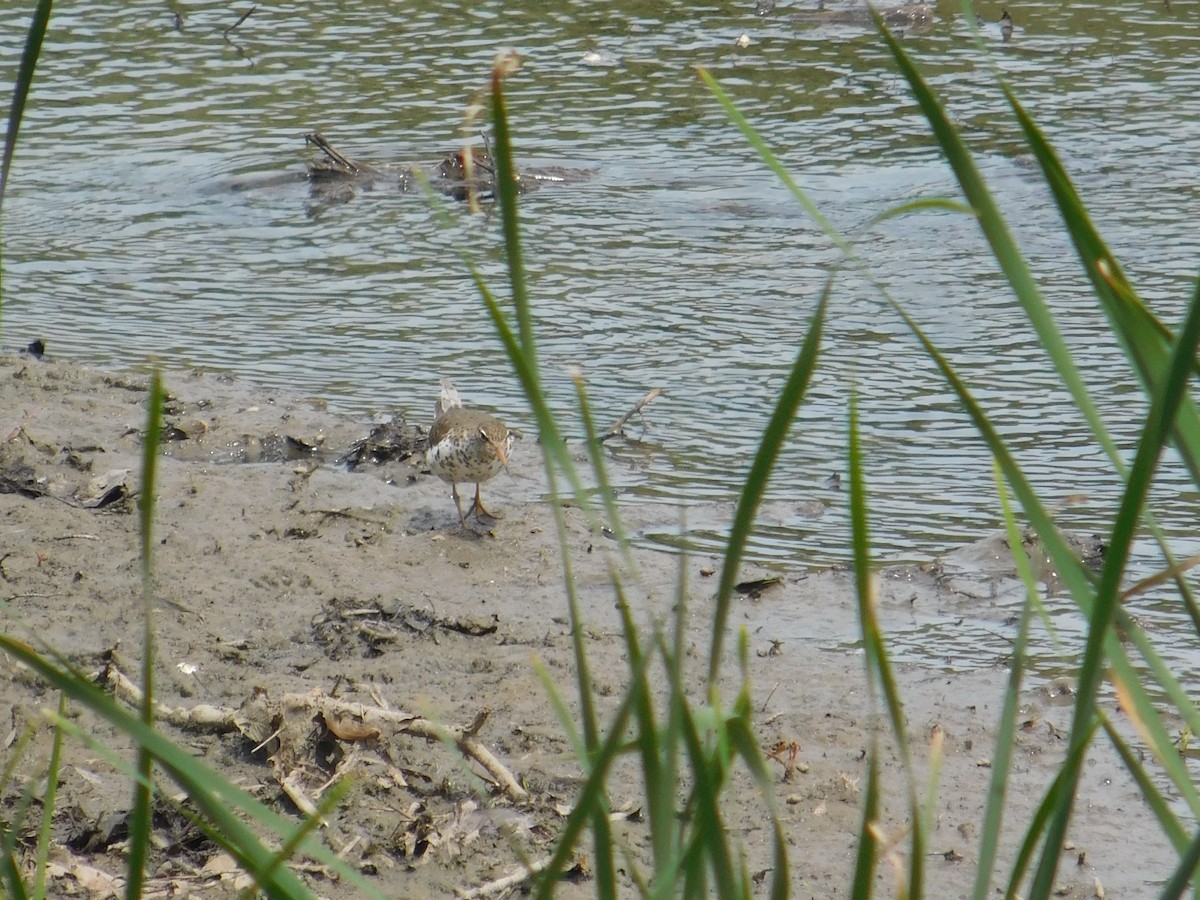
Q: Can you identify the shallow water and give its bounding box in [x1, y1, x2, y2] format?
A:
[3, 0, 1200, 590]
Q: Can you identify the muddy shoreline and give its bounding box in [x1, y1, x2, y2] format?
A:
[0, 354, 1164, 897]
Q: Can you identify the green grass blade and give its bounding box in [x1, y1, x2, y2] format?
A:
[125, 370, 164, 900]
[725, 716, 789, 899]
[0, 0, 51, 217]
[1002, 87, 1200, 483]
[697, 67, 852, 259]
[1001, 726, 1094, 898]
[676, 705, 738, 899]
[33, 694, 67, 900]
[488, 53, 536, 373]
[872, 13, 1124, 480]
[969, 462, 1041, 900]
[847, 391, 924, 894]
[1030, 262, 1200, 898]
[531, 656, 585, 760]
[532, 684, 641, 900]
[707, 282, 829, 691]
[1159, 827, 1200, 900]
[1100, 717, 1188, 855]
[257, 777, 351, 887]
[0, 723, 34, 900]
[0, 638, 386, 899]
[0, 752, 35, 900]
[849, 743, 880, 898]
[1, 855, 27, 900]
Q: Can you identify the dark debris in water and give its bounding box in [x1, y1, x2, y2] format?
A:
[303, 131, 592, 204]
[337, 417, 428, 470]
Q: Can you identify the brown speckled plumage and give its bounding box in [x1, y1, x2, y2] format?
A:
[427, 381, 513, 527]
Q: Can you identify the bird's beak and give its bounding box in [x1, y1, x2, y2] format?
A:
[484, 428, 510, 470]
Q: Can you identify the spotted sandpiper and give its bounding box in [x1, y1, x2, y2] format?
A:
[427, 379, 513, 527]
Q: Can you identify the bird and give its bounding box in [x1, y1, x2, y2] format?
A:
[999, 9, 1013, 41]
[426, 379, 514, 528]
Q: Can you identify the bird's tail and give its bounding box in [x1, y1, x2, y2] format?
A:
[435, 378, 463, 418]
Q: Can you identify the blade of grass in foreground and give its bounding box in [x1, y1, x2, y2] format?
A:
[695, 68, 837, 693]
[868, 37, 1200, 885]
[0, 0, 51, 214]
[125, 370, 163, 900]
[0, 638, 317, 899]
[849, 743, 880, 899]
[1029, 273, 1200, 898]
[0, 0, 53, 317]
[887, 16, 1200, 844]
[847, 392, 923, 895]
[1003, 85, 1200, 487]
[969, 462, 1043, 900]
[870, 15, 1123, 482]
[707, 279, 828, 691]
[33, 693, 68, 900]
[0, 727, 36, 900]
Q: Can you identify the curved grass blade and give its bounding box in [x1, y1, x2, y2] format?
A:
[1160, 827, 1200, 900]
[1001, 724, 1095, 899]
[1029, 271, 1200, 898]
[0, 0, 51, 215]
[125, 370, 164, 900]
[1100, 717, 1188, 856]
[531, 675, 642, 900]
[969, 461, 1043, 900]
[879, 17, 1200, 852]
[0, 726, 35, 900]
[33, 693, 67, 900]
[0, 638, 383, 899]
[871, 12, 1125, 482]
[1002, 86, 1200, 484]
[849, 742, 880, 898]
[706, 280, 828, 690]
[847, 392, 924, 894]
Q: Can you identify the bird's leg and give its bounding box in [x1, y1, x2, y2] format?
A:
[470, 483, 503, 521]
[451, 483, 468, 528]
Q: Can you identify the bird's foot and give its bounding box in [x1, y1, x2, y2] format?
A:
[470, 499, 503, 522]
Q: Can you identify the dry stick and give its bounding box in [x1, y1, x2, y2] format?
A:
[304, 133, 358, 173]
[456, 855, 553, 900]
[600, 387, 664, 442]
[224, 5, 255, 36]
[103, 666, 527, 801]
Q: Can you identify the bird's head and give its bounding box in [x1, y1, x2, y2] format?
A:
[481, 426, 511, 471]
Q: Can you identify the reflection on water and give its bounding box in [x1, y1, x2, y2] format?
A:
[3, 2, 1199, 585]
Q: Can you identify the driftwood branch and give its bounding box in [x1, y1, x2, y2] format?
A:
[600, 388, 664, 442]
[223, 5, 255, 36]
[304, 132, 378, 177]
[101, 664, 527, 801]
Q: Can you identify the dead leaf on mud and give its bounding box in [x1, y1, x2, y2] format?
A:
[324, 708, 382, 741]
[78, 469, 132, 509]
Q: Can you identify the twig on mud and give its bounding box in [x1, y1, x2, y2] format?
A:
[600, 388, 664, 442]
[104, 664, 237, 731]
[280, 770, 325, 826]
[102, 665, 527, 801]
[456, 855, 552, 899]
